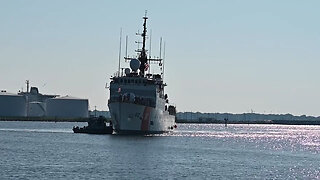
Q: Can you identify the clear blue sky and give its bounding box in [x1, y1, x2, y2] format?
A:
[1, 0, 319, 116]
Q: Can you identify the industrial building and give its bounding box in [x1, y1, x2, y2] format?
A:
[28, 102, 46, 117]
[0, 91, 27, 117]
[0, 83, 89, 118]
[46, 96, 89, 118]
[18, 86, 57, 103]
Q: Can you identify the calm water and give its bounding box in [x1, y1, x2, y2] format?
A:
[0, 121, 319, 179]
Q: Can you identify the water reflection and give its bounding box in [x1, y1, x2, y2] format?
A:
[155, 124, 320, 153]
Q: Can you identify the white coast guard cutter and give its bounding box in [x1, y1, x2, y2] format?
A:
[108, 13, 176, 134]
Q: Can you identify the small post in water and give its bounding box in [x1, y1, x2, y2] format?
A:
[224, 118, 228, 127]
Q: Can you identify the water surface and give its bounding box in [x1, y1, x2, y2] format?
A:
[0, 121, 319, 179]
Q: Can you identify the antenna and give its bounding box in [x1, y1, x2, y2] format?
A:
[118, 28, 122, 76]
[125, 35, 128, 59]
[149, 30, 152, 58]
[148, 30, 152, 74]
[159, 37, 162, 59]
[163, 41, 166, 79]
[26, 80, 29, 93]
[136, 30, 141, 54]
[124, 12, 162, 76]
[137, 11, 148, 76]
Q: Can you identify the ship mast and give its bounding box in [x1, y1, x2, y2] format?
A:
[124, 11, 163, 76]
[138, 12, 148, 76]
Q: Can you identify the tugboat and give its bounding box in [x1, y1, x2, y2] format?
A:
[108, 12, 177, 134]
[73, 116, 113, 134]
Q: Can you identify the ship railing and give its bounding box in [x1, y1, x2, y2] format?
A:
[109, 95, 155, 107]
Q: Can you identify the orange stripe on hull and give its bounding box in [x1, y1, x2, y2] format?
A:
[141, 107, 151, 131]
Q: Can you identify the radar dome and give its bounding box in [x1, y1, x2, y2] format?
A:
[125, 68, 131, 75]
[130, 59, 141, 71]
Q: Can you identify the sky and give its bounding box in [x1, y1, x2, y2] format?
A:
[1, 0, 320, 116]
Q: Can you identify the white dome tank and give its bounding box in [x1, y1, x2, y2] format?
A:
[46, 96, 89, 118]
[28, 102, 46, 117]
[0, 92, 27, 117]
[130, 59, 141, 71]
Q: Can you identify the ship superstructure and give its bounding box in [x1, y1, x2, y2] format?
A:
[108, 13, 176, 134]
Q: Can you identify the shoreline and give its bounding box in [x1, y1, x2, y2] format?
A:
[176, 119, 320, 125]
[1, 118, 319, 125]
[0, 117, 93, 122]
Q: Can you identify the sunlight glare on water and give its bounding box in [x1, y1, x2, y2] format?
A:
[157, 124, 320, 153]
[0, 121, 319, 179]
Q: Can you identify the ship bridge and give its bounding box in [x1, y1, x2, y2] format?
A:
[109, 73, 166, 108]
[108, 12, 168, 108]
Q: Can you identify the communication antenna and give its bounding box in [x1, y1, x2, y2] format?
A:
[163, 41, 166, 79]
[149, 30, 152, 59]
[148, 30, 152, 74]
[125, 35, 128, 59]
[159, 37, 162, 59]
[135, 30, 141, 54]
[118, 28, 122, 76]
[123, 11, 162, 76]
[26, 80, 30, 93]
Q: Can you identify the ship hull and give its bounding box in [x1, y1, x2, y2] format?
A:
[108, 102, 175, 134]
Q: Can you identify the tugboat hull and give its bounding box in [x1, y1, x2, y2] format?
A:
[72, 116, 113, 134]
[73, 127, 113, 134]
